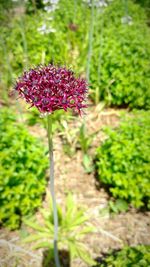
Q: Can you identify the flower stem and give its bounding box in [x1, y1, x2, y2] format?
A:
[86, 0, 95, 83]
[47, 114, 61, 267]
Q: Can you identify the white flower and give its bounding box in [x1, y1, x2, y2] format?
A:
[43, 0, 59, 12]
[37, 24, 56, 34]
[43, 0, 51, 3]
[83, 0, 107, 8]
[50, 0, 59, 4]
[43, 0, 59, 3]
[97, 0, 107, 7]
[44, 4, 58, 13]
[121, 16, 133, 25]
[44, 6, 54, 12]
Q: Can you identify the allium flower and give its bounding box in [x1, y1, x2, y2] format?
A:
[15, 65, 88, 114]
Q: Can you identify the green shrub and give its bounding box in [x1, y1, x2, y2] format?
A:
[95, 245, 150, 267]
[91, 0, 150, 109]
[95, 110, 150, 209]
[0, 0, 14, 24]
[0, 109, 48, 229]
[134, 0, 150, 21]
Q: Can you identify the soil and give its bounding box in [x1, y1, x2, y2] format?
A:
[0, 103, 150, 267]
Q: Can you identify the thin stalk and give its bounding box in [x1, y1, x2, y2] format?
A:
[97, 10, 104, 104]
[123, 0, 128, 17]
[41, 50, 46, 65]
[31, 0, 37, 13]
[47, 115, 61, 267]
[86, 0, 95, 83]
[0, 37, 23, 119]
[0, 38, 13, 87]
[73, 0, 77, 24]
[20, 17, 28, 69]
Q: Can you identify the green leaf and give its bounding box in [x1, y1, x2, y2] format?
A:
[23, 232, 51, 243]
[77, 243, 96, 266]
[23, 219, 49, 233]
[33, 241, 53, 250]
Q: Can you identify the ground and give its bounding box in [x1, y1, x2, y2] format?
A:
[0, 103, 150, 267]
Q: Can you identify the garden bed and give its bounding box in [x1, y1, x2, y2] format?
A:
[0, 104, 149, 267]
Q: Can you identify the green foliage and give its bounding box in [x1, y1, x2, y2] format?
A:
[78, 124, 95, 173]
[1, 0, 150, 109]
[91, 0, 150, 108]
[0, 108, 48, 229]
[25, 107, 65, 134]
[108, 199, 129, 214]
[82, 154, 94, 174]
[95, 245, 150, 267]
[134, 0, 150, 19]
[25, 107, 43, 126]
[59, 120, 94, 173]
[23, 193, 95, 266]
[78, 124, 94, 154]
[0, 0, 14, 24]
[95, 110, 150, 209]
[99, 199, 129, 218]
[0, 0, 89, 91]
[25, 0, 44, 13]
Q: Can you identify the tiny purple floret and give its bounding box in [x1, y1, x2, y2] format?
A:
[15, 65, 88, 114]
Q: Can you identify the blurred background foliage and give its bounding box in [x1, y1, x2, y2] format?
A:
[0, 0, 150, 109]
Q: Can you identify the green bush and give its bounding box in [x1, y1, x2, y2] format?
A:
[95, 245, 150, 267]
[95, 110, 150, 209]
[134, 0, 150, 20]
[91, 0, 150, 109]
[0, 0, 14, 24]
[0, 109, 48, 229]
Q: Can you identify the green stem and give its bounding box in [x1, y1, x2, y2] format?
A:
[20, 16, 28, 69]
[97, 10, 104, 104]
[73, 0, 77, 23]
[86, 0, 94, 83]
[123, 0, 128, 17]
[47, 115, 61, 267]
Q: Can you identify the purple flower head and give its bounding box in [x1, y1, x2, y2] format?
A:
[15, 65, 88, 114]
